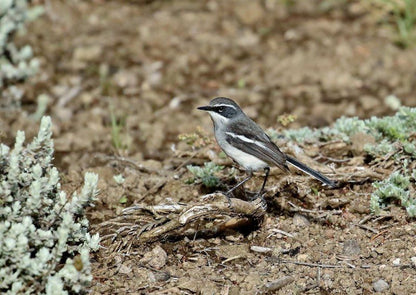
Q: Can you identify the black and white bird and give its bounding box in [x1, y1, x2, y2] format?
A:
[198, 97, 336, 198]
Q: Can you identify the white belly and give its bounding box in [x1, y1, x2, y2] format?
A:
[220, 140, 268, 171]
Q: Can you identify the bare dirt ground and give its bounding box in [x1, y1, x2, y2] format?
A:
[2, 0, 416, 294]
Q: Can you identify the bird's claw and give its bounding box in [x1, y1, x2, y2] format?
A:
[254, 193, 267, 210]
[225, 193, 233, 208]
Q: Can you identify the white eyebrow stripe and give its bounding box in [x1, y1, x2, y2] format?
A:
[213, 104, 237, 110]
[225, 132, 267, 149]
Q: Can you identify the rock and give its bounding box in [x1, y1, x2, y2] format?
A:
[144, 61, 163, 88]
[284, 29, 301, 41]
[373, 279, 389, 292]
[264, 276, 294, 292]
[235, 1, 264, 25]
[178, 279, 202, 293]
[148, 270, 170, 282]
[293, 213, 310, 227]
[118, 263, 132, 275]
[113, 69, 139, 88]
[216, 244, 249, 259]
[228, 286, 241, 295]
[139, 245, 168, 269]
[236, 30, 260, 47]
[200, 282, 220, 295]
[392, 258, 400, 266]
[411, 257, 416, 267]
[297, 254, 309, 262]
[73, 45, 102, 62]
[343, 239, 360, 256]
[250, 245, 272, 253]
[243, 272, 262, 291]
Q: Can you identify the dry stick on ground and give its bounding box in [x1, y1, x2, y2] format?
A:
[96, 193, 266, 251]
[94, 154, 160, 174]
[276, 259, 344, 269]
[357, 224, 379, 234]
[315, 153, 351, 163]
[288, 201, 343, 215]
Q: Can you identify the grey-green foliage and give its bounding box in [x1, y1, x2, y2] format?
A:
[275, 106, 416, 216]
[283, 107, 416, 159]
[0, 0, 43, 108]
[281, 116, 368, 143]
[187, 162, 224, 188]
[0, 117, 100, 294]
[370, 170, 416, 217]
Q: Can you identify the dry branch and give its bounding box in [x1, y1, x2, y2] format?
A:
[95, 193, 266, 252]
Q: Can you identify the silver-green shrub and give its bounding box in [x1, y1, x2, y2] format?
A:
[187, 162, 224, 188]
[0, 116, 100, 294]
[271, 106, 416, 217]
[370, 170, 416, 217]
[283, 107, 416, 147]
[0, 0, 43, 108]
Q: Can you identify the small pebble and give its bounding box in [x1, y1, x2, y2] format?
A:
[373, 279, 389, 292]
[139, 245, 168, 269]
[250, 246, 272, 253]
[293, 213, 310, 227]
[411, 257, 416, 267]
[297, 254, 309, 262]
[392, 258, 400, 266]
[148, 271, 171, 282]
[264, 276, 294, 292]
[343, 239, 361, 256]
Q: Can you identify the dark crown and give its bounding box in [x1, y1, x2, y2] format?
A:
[209, 97, 241, 110]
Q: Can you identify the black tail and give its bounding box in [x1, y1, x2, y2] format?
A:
[286, 155, 336, 188]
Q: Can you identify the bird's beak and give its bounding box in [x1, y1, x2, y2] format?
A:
[197, 105, 214, 111]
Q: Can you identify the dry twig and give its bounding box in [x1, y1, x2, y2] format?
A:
[95, 193, 266, 252]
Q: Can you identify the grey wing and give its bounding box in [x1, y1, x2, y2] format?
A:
[225, 121, 289, 172]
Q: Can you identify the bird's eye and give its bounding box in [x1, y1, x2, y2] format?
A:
[218, 107, 224, 113]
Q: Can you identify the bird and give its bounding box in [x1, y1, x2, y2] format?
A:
[197, 97, 336, 200]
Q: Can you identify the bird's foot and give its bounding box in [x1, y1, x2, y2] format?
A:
[223, 191, 233, 207]
[253, 192, 267, 210]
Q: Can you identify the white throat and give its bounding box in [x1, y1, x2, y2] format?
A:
[208, 111, 230, 128]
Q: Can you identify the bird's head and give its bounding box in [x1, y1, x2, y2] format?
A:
[197, 97, 243, 126]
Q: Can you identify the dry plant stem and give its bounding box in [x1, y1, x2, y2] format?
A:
[357, 224, 379, 234]
[97, 194, 266, 248]
[317, 139, 344, 147]
[139, 197, 265, 242]
[94, 154, 160, 174]
[277, 259, 343, 269]
[315, 153, 350, 163]
[272, 258, 402, 271]
[288, 201, 342, 215]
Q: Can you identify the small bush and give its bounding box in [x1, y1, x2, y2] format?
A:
[370, 170, 416, 217]
[283, 107, 416, 160]
[274, 105, 416, 216]
[0, 117, 100, 294]
[187, 162, 224, 188]
[0, 0, 43, 109]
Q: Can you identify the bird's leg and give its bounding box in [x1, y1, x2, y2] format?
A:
[225, 170, 253, 202]
[256, 167, 270, 203]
